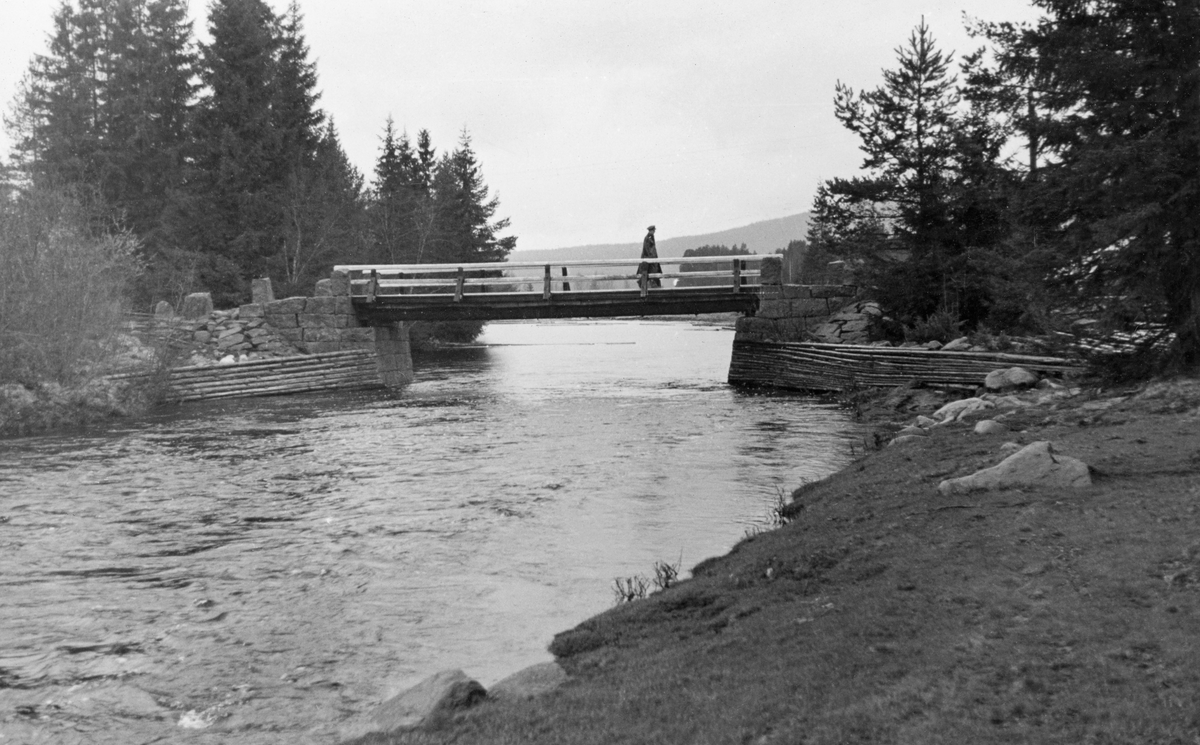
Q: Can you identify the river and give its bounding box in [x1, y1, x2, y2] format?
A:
[0, 319, 860, 744]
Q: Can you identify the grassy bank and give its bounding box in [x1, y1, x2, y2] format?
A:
[350, 378, 1200, 744]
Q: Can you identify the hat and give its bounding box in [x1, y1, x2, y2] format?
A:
[647, 225, 656, 231]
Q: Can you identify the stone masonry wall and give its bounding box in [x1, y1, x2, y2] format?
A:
[736, 283, 861, 343]
[247, 271, 374, 354]
[732, 255, 869, 344]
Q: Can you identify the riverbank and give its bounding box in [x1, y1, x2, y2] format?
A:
[0, 376, 155, 438]
[348, 376, 1200, 744]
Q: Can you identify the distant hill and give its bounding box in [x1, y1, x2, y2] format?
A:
[510, 213, 810, 263]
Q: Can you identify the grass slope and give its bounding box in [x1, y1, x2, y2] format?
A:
[350, 380, 1200, 745]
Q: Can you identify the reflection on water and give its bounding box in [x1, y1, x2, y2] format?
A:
[0, 320, 860, 743]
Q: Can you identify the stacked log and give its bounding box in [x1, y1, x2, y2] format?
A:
[729, 340, 1080, 392]
[155, 350, 382, 402]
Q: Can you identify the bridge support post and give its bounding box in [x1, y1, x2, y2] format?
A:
[374, 322, 414, 388]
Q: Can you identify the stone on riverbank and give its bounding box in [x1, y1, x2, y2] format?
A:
[984, 366, 1040, 391]
[932, 397, 995, 424]
[938, 440, 1091, 495]
[366, 669, 485, 734]
[488, 662, 568, 701]
[973, 419, 1009, 435]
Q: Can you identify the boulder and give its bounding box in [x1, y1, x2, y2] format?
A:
[973, 419, 1009, 435]
[932, 397, 995, 424]
[999, 441, 1023, 456]
[179, 292, 213, 320]
[153, 300, 175, 318]
[941, 336, 971, 352]
[923, 340, 943, 350]
[896, 425, 928, 437]
[889, 434, 926, 447]
[984, 366, 1040, 391]
[368, 669, 485, 734]
[938, 441, 1091, 495]
[488, 662, 568, 701]
[988, 394, 1031, 410]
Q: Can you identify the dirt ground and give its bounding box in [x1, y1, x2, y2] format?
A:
[350, 377, 1200, 745]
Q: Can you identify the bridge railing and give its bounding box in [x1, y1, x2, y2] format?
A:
[334, 256, 765, 301]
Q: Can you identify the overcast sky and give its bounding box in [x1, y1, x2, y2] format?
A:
[0, 0, 1040, 251]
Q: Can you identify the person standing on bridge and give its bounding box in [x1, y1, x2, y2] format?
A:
[639, 225, 662, 289]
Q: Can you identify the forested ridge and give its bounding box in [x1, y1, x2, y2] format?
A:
[3, 0, 515, 310]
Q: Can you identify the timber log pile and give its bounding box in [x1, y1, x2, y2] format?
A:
[729, 340, 1080, 392]
[158, 350, 381, 402]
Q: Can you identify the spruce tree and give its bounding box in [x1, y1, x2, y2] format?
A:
[11, 1, 103, 192]
[184, 0, 282, 303]
[414, 129, 436, 193]
[8, 0, 196, 290]
[977, 0, 1200, 367]
[427, 130, 516, 265]
[367, 117, 423, 263]
[809, 20, 1016, 330]
[105, 0, 196, 244]
[275, 1, 323, 171]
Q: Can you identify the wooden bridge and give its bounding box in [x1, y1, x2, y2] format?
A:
[333, 256, 769, 323]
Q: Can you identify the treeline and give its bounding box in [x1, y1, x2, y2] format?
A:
[5, 0, 515, 309]
[807, 1, 1200, 370]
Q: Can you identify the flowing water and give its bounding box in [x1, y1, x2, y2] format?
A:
[0, 319, 861, 744]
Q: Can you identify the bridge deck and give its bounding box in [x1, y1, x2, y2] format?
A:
[336, 256, 767, 323]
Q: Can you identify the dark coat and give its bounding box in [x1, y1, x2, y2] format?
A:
[639, 231, 662, 286]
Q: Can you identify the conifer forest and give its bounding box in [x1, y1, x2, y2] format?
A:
[4, 0, 516, 311]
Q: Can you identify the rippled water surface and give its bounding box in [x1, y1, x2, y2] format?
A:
[0, 320, 860, 743]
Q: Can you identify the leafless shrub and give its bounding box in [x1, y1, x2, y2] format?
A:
[652, 558, 681, 592]
[0, 189, 142, 385]
[612, 575, 649, 604]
